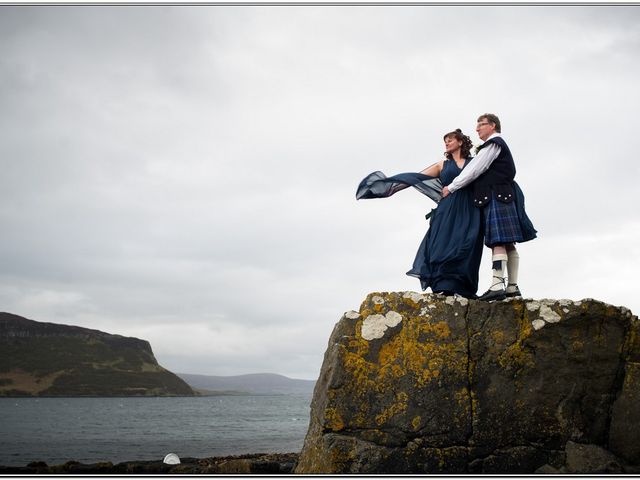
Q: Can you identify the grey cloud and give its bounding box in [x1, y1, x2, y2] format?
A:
[1, 5, 639, 379]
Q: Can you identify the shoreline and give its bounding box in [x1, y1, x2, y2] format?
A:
[0, 452, 300, 474]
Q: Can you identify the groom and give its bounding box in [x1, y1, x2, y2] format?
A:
[442, 113, 537, 301]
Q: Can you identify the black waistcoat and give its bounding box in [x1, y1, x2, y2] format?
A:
[473, 136, 516, 207]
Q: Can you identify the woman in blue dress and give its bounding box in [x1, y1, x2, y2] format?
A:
[356, 129, 483, 298]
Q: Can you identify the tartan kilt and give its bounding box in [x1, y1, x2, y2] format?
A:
[483, 188, 536, 247]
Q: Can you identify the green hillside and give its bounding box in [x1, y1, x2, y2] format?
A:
[0, 312, 194, 396]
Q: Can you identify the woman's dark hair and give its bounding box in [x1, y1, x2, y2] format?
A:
[443, 129, 474, 159]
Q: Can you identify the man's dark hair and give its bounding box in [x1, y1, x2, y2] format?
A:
[478, 113, 501, 133]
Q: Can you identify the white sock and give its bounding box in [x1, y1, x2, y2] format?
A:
[490, 253, 508, 291]
[506, 249, 520, 292]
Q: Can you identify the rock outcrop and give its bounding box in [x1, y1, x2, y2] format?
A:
[0, 312, 194, 396]
[295, 293, 640, 474]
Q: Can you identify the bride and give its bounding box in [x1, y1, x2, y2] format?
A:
[356, 129, 483, 298]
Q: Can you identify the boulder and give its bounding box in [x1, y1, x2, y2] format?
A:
[295, 292, 639, 474]
[563, 441, 622, 473]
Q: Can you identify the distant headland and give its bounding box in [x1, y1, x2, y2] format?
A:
[0, 312, 316, 397]
[0, 312, 194, 396]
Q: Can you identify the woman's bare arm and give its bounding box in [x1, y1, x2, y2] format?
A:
[420, 160, 444, 177]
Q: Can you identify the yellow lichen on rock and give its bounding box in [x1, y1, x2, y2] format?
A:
[324, 407, 345, 431]
[497, 340, 535, 372]
[492, 329, 505, 345]
[341, 350, 378, 392]
[495, 302, 535, 372]
[386, 315, 464, 388]
[357, 305, 464, 389]
[375, 391, 409, 426]
[411, 415, 422, 431]
[423, 320, 452, 339]
[378, 334, 404, 377]
[330, 294, 470, 435]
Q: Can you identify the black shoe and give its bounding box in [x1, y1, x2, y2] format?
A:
[505, 284, 522, 298]
[478, 288, 506, 302]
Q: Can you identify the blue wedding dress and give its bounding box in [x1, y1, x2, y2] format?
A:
[356, 158, 483, 298]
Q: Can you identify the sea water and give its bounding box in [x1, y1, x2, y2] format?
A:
[0, 394, 311, 466]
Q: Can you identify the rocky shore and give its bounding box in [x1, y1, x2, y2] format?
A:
[0, 452, 299, 474]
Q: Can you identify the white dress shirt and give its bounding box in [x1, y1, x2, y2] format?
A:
[447, 133, 502, 194]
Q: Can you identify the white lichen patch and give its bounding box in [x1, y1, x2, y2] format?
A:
[361, 311, 404, 341]
[361, 314, 386, 340]
[372, 296, 385, 305]
[539, 304, 561, 323]
[526, 301, 541, 312]
[527, 300, 562, 329]
[455, 296, 469, 306]
[532, 319, 546, 330]
[445, 296, 456, 306]
[403, 291, 427, 304]
[385, 311, 402, 327]
[345, 310, 360, 319]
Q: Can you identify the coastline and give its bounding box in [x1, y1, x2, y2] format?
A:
[0, 452, 299, 474]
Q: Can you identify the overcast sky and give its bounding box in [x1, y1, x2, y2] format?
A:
[1, 5, 639, 380]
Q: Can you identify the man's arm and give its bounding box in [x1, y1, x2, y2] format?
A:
[446, 143, 501, 194]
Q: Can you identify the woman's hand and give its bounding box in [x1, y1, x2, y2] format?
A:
[442, 186, 450, 198]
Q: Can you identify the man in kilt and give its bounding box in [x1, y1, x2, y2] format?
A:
[442, 113, 537, 301]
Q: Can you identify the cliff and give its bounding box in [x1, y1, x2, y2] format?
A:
[0, 312, 194, 396]
[295, 292, 640, 474]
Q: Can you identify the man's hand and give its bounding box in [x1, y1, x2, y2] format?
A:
[442, 186, 450, 198]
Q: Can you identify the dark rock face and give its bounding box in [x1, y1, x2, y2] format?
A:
[0, 312, 194, 396]
[295, 293, 640, 474]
